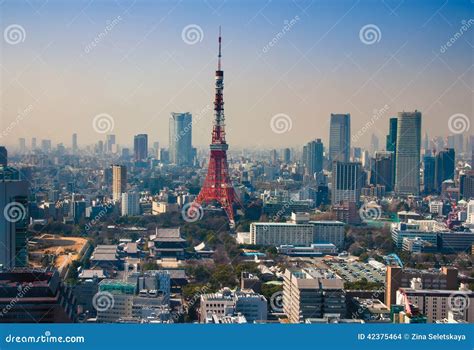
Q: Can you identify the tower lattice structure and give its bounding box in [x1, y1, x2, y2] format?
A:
[195, 28, 240, 226]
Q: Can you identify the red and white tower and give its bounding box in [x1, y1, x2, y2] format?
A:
[195, 28, 240, 226]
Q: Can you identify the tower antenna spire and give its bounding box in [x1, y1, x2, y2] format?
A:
[218, 26, 222, 71]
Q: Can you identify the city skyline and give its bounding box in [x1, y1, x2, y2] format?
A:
[0, 0, 473, 333]
[1, 0, 472, 149]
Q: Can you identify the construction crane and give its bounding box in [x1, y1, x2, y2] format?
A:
[397, 288, 427, 323]
[383, 253, 403, 268]
[398, 289, 413, 316]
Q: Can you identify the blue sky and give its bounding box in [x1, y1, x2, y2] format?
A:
[0, 0, 472, 149]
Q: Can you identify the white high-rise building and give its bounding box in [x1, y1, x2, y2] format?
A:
[467, 199, 474, 224]
[169, 112, 193, 166]
[121, 192, 140, 216]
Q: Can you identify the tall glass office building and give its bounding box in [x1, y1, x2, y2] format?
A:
[169, 112, 193, 166]
[394, 111, 422, 195]
[329, 113, 350, 166]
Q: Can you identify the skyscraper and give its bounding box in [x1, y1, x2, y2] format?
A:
[134, 134, 148, 162]
[386, 117, 397, 182]
[331, 161, 363, 205]
[0, 147, 7, 167]
[31, 137, 37, 150]
[112, 165, 127, 201]
[282, 148, 291, 163]
[423, 132, 429, 150]
[303, 139, 324, 178]
[153, 141, 160, 157]
[423, 154, 436, 194]
[0, 170, 29, 268]
[447, 134, 463, 155]
[271, 149, 278, 165]
[106, 134, 116, 154]
[329, 113, 350, 165]
[18, 138, 26, 153]
[72, 133, 78, 154]
[41, 139, 52, 153]
[386, 117, 397, 152]
[370, 134, 379, 156]
[460, 171, 474, 200]
[169, 112, 193, 166]
[394, 111, 422, 195]
[121, 192, 140, 216]
[371, 151, 394, 192]
[434, 148, 455, 193]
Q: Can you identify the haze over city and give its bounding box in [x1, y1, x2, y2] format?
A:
[1, 2, 474, 347]
[1, 0, 472, 149]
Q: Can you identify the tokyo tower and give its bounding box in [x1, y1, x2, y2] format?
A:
[195, 28, 240, 227]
